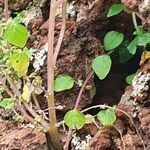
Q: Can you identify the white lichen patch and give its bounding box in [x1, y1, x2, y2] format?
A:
[56, 3, 76, 18]
[67, 3, 76, 18]
[32, 43, 48, 72]
[139, 0, 150, 13]
[71, 133, 92, 150]
[131, 72, 150, 97]
[23, 6, 42, 26]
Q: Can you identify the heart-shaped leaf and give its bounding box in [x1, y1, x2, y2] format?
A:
[92, 55, 112, 80]
[64, 109, 86, 129]
[107, 3, 124, 17]
[104, 31, 124, 51]
[54, 74, 74, 92]
[10, 51, 30, 77]
[127, 37, 138, 55]
[97, 109, 116, 126]
[4, 22, 29, 48]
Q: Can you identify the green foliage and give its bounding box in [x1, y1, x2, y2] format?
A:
[107, 3, 124, 17]
[104, 31, 124, 50]
[21, 84, 30, 102]
[4, 22, 29, 48]
[10, 51, 30, 77]
[119, 42, 133, 63]
[127, 37, 138, 55]
[64, 109, 86, 129]
[97, 109, 116, 126]
[137, 33, 150, 46]
[92, 55, 112, 80]
[126, 73, 136, 85]
[0, 98, 15, 109]
[128, 24, 150, 55]
[85, 114, 95, 124]
[54, 74, 74, 92]
[14, 10, 27, 23]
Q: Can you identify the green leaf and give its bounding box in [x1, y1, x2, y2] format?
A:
[92, 55, 112, 80]
[85, 114, 95, 124]
[64, 109, 86, 129]
[104, 31, 124, 50]
[4, 22, 29, 48]
[107, 3, 124, 17]
[119, 46, 133, 63]
[97, 109, 116, 126]
[126, 73, 136, 85]
[21, 84, 30, 102]
[127, 37, 138, 55]
[137, 33, 150, 46]
[14, 10, 27, 23]
[0, 98, 15, 109]
[54, 74, 74, 92]
[10, 51, 30, 77]
[133, 26, 145, 35]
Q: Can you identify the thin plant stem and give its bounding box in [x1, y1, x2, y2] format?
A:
[32, 92, 41, 110]
[2, 69, 49, 129]
[46, 0, 65, 149]
[89, 130, 102, 147]
[132, 12, 138, 30]
[0, 75, 35, 124]
[64, 128, 72, 150]
[81, 105, 146, 150]
[64, 70, 93, 149]
[53, 0, 67, 65]
[4, 0, 9, 21]
[114, 125, 126, 150]
[47, 0, 57, 129]
[75, 71, 93, 109]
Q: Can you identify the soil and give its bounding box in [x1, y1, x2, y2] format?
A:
[0, 120, 47, 150]
[0, 0, 150, 149]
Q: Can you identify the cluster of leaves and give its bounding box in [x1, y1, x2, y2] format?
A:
[62, 3, 150, 130]
[99, 3, 150, 85]
[0, 2, 149, 137]
[64, 108, 116, 129]
[0, 14, 30, 108]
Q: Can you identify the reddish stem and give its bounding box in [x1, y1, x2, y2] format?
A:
[75, 71, 93, 109]
[53, 0, 67, 65]
[4, 0, 9, 21]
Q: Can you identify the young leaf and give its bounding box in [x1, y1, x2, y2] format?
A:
[137, 33, 150, 46]
[104, 31, 124, 50]
[126, 73, 136, 85]
[4, 22, 29, 48]
[107, 3, 124, 17]
[10, 52, 30, 77]
[127, 37, 138, 55]
[141, 51, 150, 60]
[21, 84, 30, 102]
[97, 109, 116, 126]
[0, 98, 15, 109]
[14, 10, 27, 23]
[54, 74, 74, 92]
[133, 26, 145, 35]
[85, 114, 95, 124]
[92, 55, 112, 80]
[64, 109, 86, 129]
[119, 46, 133, 63]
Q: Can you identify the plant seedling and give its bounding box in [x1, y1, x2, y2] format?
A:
[107, 3, 124, 17]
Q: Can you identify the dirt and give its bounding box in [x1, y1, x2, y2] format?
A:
[0, 120, 47, 150]
[0, 0, 150, 149]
